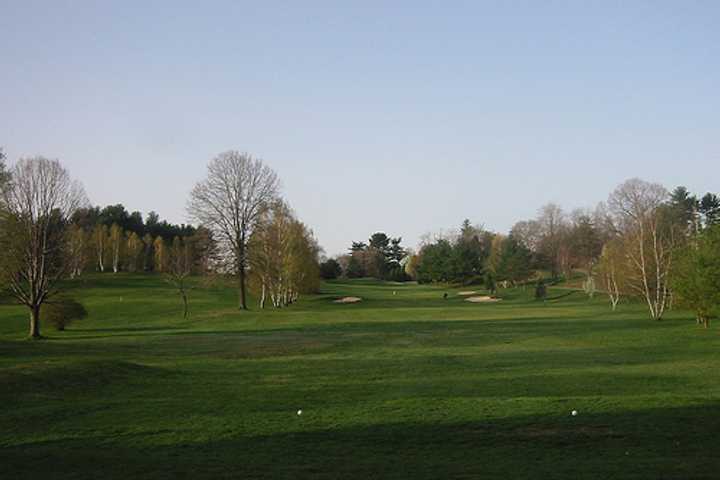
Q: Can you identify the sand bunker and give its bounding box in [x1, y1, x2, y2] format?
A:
[333, 296, 362, 304]
[457, 291, 477, 296]
[465, 296, 501, 303]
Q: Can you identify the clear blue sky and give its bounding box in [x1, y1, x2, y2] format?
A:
[1, 1, 718, 255]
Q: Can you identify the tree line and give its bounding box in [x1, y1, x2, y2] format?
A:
[0, 149, 321, 338]
[321, 177, 720, 325]
[66, 204, 214, 276]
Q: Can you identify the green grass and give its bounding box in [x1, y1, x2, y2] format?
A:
[1, 274, 718, 479]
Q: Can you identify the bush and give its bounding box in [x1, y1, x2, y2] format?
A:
[484, 272, 497, 295]
[535, 279, 547, 300]
[42, 299, 88, 331]
[319, 259, 343, 280]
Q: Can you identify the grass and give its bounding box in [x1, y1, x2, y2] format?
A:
[1, 274, 718, 479]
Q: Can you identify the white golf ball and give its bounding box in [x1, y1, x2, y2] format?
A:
[297, 409, 302, 416]
[571, 410, 578, 416]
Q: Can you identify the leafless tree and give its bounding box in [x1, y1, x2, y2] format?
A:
[0, 157, 88, 338]
[188, 151, 280, 309]
[166, 236, 194, 319]
[537, 203, 567, 278]
[608, 178, 674, 320]
[510, 219, 542, 252]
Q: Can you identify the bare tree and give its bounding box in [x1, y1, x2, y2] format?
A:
[166, 236, 194, 319]
[537, 203, 567, 278]
[0, 157, 88, 338]
[188, 151, 280, 309]
[608, 178, 674, 320]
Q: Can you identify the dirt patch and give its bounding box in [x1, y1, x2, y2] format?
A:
[333, 296, 362, 304]
[457, 291, 477, 296]
[465, 296, 501, 303]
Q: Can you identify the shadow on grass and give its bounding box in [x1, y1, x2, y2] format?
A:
[1, 404, 718, 479]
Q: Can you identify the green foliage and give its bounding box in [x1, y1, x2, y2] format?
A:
[699, 193, 720, 227]
[416, 238, 454, 283]
[497, 235, 532, 284]
[347, 232, 407, 280]
[568, 215, 603, 270]
[320, 258, 342, 279]
[484, 271, 496, 295]
[672, 225, 720, 326]
[416, 220, 492, 284]
[345, 254, 365, 278]
[42, 299, 88, 331]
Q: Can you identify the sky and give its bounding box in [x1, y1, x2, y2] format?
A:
[1, 1, 718, 256]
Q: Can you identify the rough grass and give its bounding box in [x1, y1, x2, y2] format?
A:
[1, 274, 718, 479]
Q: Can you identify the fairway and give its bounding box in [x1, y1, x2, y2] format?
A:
[1, 275, 718, 479]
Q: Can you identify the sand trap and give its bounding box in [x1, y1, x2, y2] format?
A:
[465, 296, 501, 303]
[457, 291, 477, 296]
[333, 296, 362, 304]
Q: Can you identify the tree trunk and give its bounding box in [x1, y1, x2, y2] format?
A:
[238, 265, 247, 310]
[29, 305, 41, 338]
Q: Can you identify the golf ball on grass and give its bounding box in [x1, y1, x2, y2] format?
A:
[571, 410, 578, 416]
[297, 409, 302, 416]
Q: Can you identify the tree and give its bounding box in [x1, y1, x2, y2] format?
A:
[166, 236, 194, 319]
[484, 271, 497, 295]
[67, 224, 87, 278]
[671, 225, 720, 328]
[153, 236, 167, 272]
[416, 239, 454, 283]
[0, 148, 9, 186]
[43, 298, 88, 331]
[0, 157, 88, 338]
[92, 224, 108, 272]
[668, 186, 699, 236]
[320, 258, 342, 279]
[187, 226, 217, 275]
[568, 213, 603, 273]
[125, 231, 143, 272]
[346, 233, 408, 281]
[496, 235, 532, 285]
[608, 178, 675, 321]
[596, 238, 627, 311]
[346, 253, 365, 278]
[535, 278, 547, 300]
[109, 223, 123, 273]
[248, 200, 320, 308]
[403, 253, 420, 280]
[510, 219, 542, 250]
[142, 233, 154, 271]
[484, 234, 505, 276]
[188, 151, 280, 310]
[536, 203, 567, 278]
[452, 220, 487, 284]
[699, 193, 720, 228]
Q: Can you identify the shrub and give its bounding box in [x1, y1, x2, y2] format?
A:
[42, 299, 88, 331]
[535, 279, 547, 300]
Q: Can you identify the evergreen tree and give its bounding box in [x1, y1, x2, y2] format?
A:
[672, 225, 720, 328]
[497, 235, 532, 285]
